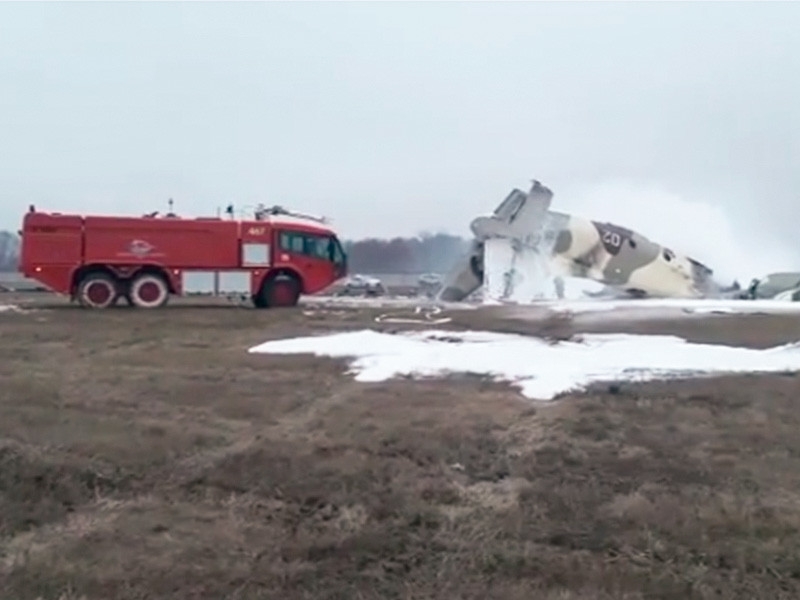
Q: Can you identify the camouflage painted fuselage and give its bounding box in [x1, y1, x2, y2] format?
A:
[438, 182, 717, 303]
[544, 210, 715, 297]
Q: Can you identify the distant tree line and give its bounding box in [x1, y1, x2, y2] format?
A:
[0, 230, 469, 274]
[342, 233, 470, 274]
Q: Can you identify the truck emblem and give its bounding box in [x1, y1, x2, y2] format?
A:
[128, 239, 154, 257]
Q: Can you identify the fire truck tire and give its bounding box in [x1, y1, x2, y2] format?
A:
[129, 273, 170, 309]
[262, 274, 301, 308]
[77, 273, 119, 309]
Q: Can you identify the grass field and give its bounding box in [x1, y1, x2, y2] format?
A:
[3, 294, 800, 599]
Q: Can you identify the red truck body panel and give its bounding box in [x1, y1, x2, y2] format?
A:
[82, 216, 241, 268]
[19, 207, 347, 307]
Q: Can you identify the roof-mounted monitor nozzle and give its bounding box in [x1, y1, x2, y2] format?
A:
[253, 203, 329, 224]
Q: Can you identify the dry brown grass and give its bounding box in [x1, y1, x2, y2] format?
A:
[2, 294, 800, 599]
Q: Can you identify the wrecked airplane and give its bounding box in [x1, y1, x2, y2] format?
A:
[438, 180, 722, 303]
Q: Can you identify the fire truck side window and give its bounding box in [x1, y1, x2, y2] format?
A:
[309, 237, 330, 259]
[279, 232, 305, 254]
[279, 231, 334, 261]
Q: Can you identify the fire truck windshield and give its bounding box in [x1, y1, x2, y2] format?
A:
[328, 236, 345, 265]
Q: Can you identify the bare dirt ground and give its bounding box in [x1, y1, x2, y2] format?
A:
[3, 293, 800, 599]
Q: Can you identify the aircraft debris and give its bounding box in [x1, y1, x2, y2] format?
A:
[438, 179, 726, 303]
[742, 272, 800, 301]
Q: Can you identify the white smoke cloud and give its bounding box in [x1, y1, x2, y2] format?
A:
[559, 180, 797, 287]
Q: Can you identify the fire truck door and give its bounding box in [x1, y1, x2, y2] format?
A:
[276, 230, 337, 294]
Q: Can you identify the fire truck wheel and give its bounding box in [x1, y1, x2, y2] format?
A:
[77, 273, 119, 309]
[263, 275, 300, 308]
[129, 273, 170, 309]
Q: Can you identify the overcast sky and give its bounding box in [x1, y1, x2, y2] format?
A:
[1, 1, 798, 249]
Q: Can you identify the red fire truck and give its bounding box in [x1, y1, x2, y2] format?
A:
[18, 203, 348, 309]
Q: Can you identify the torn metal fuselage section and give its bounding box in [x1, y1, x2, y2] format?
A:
[437, 180, 719, 303]
[745, 272, 800, 301]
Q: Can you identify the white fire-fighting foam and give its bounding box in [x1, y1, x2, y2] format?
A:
[482, 238, 605, 302]
[543, 297, 800, 315]
[248, 329, 800, 401]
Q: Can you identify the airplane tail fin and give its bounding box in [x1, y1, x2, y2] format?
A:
[436, 180, 556, 303]
[470, 180, 554, 245]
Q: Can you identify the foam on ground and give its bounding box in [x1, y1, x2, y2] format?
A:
[249, 329, 800, 401]
[303, 295, 478, 310]
[304, 291, 800, 323]
[541, 297, 800, 315]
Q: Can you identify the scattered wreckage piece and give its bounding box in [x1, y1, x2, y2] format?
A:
[741, 272, 800, 302]
[438, 179, 721, 303]
[374, 305, 453, 324]
[416, 273, 443, 298]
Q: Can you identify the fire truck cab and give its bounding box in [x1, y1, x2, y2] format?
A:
[18, 204, 348, 309]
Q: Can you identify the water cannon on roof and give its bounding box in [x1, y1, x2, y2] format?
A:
[253, 203, 330, 225]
